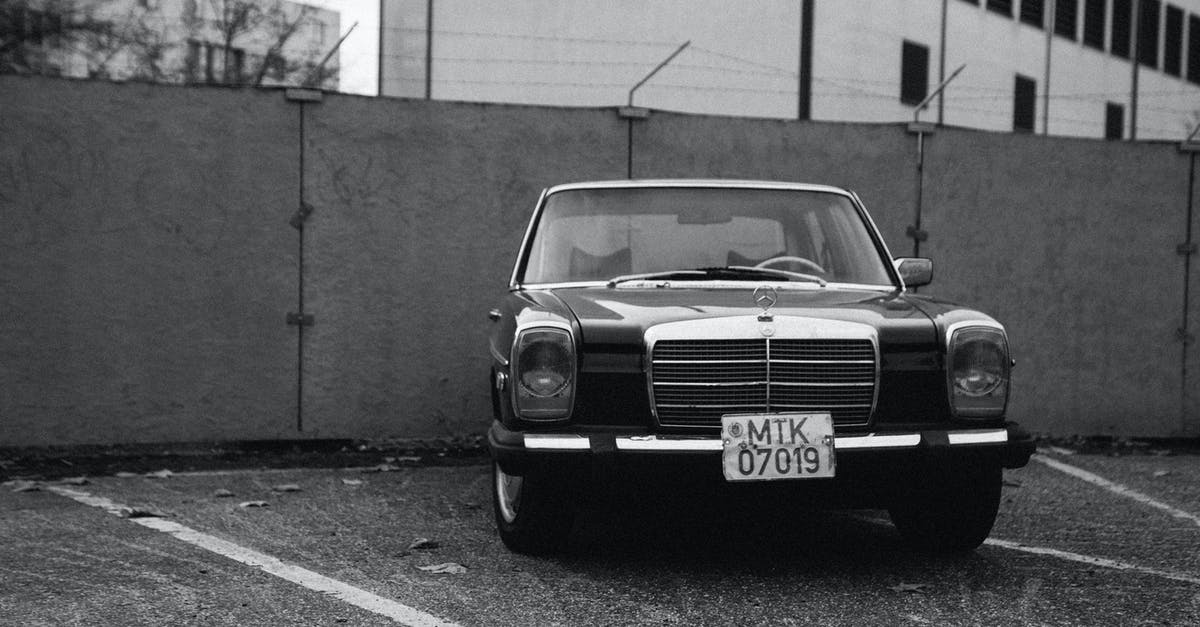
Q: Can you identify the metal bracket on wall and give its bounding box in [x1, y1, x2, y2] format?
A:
[906, 121, 937, 135]
[618, 106, 650, 120]
[286, 312, 315, 327]
[906, 225, 928, 242]
[289, 202, 314, 230]
[285, 88, 323, 103]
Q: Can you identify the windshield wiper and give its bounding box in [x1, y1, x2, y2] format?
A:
[722, 265, 827, 286]
[606, 270, 708, 287]
[607, 266, 826, 288]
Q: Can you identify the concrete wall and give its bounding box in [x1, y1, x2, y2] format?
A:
[0, 75, 1195, 445]
[0, 77, 299, 445]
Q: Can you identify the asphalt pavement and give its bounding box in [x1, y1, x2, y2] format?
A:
[2, 444, 1198, 626]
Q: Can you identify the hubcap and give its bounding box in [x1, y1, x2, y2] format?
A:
[495, 464, 523, 523]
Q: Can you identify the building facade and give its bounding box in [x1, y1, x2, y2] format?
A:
[3, 0, 340, 89]
[379, 0, 1200, 140]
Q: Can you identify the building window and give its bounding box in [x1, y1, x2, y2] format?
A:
[185, 39, 201, 83]
[1013, 74, 1036, 133]
[1105, 102, 1124, 139]
[1020, 0, 1045, 27]
[1137, 0, 1160, 68]
[228, 47, 245, 84]
[900, 40, 930, 106]
[204, 43, 216, 83]
[1083, 0, 1106, 49]
[987, 0, 1013, 17]
[1164, 5, 1183, 76]
[1112, 0, 1132, 58]
[1189, 14, 1200, 84]
[1056, 0, 1078, 39]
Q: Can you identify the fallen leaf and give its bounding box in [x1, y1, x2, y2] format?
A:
[145, 469, 174, 479]
[418, 562, 466, 574]
[9, 480, 41, 493]
[1002, 479, 1022, 488]
[114, 472, 138, 478]
[59, 476, 89, 486]
[361, 464, 400, 473]
[212, 489, 235, 498]
[408, 538, 440, 550]
[395, 456, 421, 464]
[238, 501, 270, 508]
[1153, 470, 1171, 478]
[271, 484, 301, 492]
[890, 583, 931, 594]
[120, 506, 169, 518]
[341, 478, 363, 486]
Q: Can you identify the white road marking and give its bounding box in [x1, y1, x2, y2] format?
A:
[852, 513, 1200, 586]
[984, 539, 1200, 586]
[45, 486, 459, 627]
[1032, 453, 1200, 528]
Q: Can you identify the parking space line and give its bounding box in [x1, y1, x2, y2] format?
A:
[851, 513, 1200, 585]
[1032, 453, 1200, 528]
[45, 486, 459, 627]
[985, 539, 1200, 585]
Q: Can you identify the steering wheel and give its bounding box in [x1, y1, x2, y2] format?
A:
[755, 255, 826, 275]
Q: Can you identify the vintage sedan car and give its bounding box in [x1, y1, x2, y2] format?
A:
[487, 180, 1034, 554]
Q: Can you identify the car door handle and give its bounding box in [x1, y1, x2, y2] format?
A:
[488, 309, 502, 322]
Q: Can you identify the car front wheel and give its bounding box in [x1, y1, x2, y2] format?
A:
[492, 462, 574, 555]
[887, 460, 1002, 553]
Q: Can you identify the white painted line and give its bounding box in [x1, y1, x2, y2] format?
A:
[45, 486, 459, 627]
[985, 538, 1200, 586]
[1032, 453, 1200, 529]
[852, 513, 1200, 586]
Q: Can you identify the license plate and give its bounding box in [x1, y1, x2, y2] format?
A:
[721, 413, 836, 481]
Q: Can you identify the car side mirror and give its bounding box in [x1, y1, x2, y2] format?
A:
[894, 257, 933, 288]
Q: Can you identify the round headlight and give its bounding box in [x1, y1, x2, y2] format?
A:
[517, 332, 573, 397]
[951, 338, 1006, 396]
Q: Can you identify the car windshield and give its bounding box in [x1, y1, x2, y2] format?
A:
[520, 186, 895, 286]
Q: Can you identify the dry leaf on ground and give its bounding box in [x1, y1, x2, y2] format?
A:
[890, 583, 931, 594]
[238, 501, 270, 508]
[418, 563, 466, 574]
[408, 538, 440, 550]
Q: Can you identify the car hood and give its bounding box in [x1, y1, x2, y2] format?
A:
[552, 285, 938, 348]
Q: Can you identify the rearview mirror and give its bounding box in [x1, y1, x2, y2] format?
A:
[894, 257, 933, 288]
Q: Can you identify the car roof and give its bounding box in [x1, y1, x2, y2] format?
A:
[544, 179, 852, 196]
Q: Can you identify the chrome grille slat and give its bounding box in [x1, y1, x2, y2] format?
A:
[651, 338, 876, 427]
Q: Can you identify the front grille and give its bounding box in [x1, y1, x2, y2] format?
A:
[651, 338, 876, 427]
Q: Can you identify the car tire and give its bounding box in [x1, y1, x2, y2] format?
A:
[492, 462, 575, 555]
[887, 460, 1002, 553]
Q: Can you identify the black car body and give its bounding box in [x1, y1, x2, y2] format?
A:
[487, 180, 1034, 554]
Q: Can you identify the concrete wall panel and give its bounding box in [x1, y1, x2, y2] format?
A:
[922, 129, 1189, 436]
[301, 96, 626, 439]
[0, 77, 298, 445]
[2, 76, 1195, 444]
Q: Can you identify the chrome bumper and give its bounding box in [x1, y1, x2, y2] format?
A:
[522, 428, 1008, 452]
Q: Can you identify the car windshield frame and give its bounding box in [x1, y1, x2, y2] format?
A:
[510, 181, 902, 291]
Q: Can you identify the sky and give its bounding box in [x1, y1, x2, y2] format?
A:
[303, 0, 379, 95]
